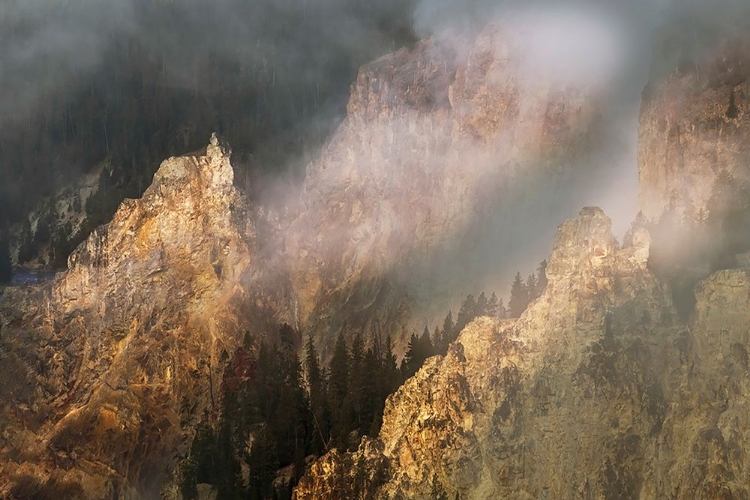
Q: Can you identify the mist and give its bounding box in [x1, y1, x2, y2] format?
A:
[0, 0, 417, 228]
[0, 0, 415, 124]
[4, 0, 750, 326]
[348, 0, 750, 323]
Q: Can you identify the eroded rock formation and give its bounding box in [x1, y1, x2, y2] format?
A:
[638, 35, 750, 221]
[0, 20, 609, 495]
[294, 207, 750, 499]
[3, 15, 750, 500]
[286, 23, 607, 356]
[0, 135, 286, 497]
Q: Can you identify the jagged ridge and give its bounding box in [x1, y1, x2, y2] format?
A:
[295, 207, 750, 499]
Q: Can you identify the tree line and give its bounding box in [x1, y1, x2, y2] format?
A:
[178, 263, 549, 499]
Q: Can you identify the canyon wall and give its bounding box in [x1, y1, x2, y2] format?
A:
[639, 35, 750, 221]
[295, 208, 750, 500]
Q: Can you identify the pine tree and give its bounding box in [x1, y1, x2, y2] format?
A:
[382, 334, 400, 395]
[401, 332, 420, 380]
[488, 292, 500, 317]
[360, 347, 380, 435]
[432, 325, 442, 353]
[455, 294, 477, 336]
[349, 332, 365, 432]
[0, 237, 11, 283]
[508, 272, 529, 318]
[476, 292, 489, 316]
[440, 311, 454, 351]
[215, 418, 242, 499]
[329, 332, 349, 406]
[248, 425, 279, 500]
[707, 170, 735, 224]
[526, 273, 538, 301]
[623, 211, 647, 247]
[536, 260, 548, 295]
[420, 325, 434, 357]
[305, 334, 328, 453]
[497, 298, 507, 319]
[328, 332, 350, 449]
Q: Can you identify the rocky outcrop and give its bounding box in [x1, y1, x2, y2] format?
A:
[6, 15, 750, 500]
[286, 23, 606, 356]
[0, 135, 287, 497]
[294, 206, 750, 499]
[0, 20, 613, 495]
[9, 164, 102, 269]
[638, 35, 750, 221]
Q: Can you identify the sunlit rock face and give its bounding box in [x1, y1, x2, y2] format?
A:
[638, 35, 750, 221]
[0, 135, 285, 497]
[285, 22, 606, 357]
[294, 207, 750, 499]
[0, 19, 610, 495]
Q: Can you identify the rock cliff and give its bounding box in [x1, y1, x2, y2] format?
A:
[285, 22, 607, 356]
[638, 35, 750, 221]
[0, 20, 611, 495]
[0, 135, 288, 497]
[3, 14, 750, 500]
[294, 207, 750, 499]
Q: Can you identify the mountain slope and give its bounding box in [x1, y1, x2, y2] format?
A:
[295, 207, 750, 499]
[0, 136, 284, 497]
[284, 22, 609, 357]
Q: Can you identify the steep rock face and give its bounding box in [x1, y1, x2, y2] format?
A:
[286, 23, 604, 356]
[295, 205, 750, 499]
[657, 269, 750, 498]
[0, 135, 279, 497]
[10, 164, 102, 269]
[295, 207, 680, 499]
[638, 35, 750, 221]
[0, 20, 611, 495]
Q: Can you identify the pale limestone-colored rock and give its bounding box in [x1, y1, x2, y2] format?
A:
[638, 36, 750, 221]
[286, 23, 607, 358]
[295, 206, 750, 499]
[295, 208, 679, 499]
[0, 135, 272, 497]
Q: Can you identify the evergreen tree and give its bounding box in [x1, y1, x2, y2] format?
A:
[360, 347, 380, 436]
[328, 332, 350, 448]
[487, 292, 500, 317]
[696, 207, 708, 227]
[382, 334, 400, 395]
[0, 237, 11, 283]
[526, 273, 538, 301]
[420, 325, 434, 357]
[623, 211, 647, 247]
[432, 325, 442, 353]
[215, 418, 242, 499]
[305, 334, 328, 454]
[18, 218, 33, 264]
[180, 420, 216, 499]
[508, 272, 529, 318]
[476, 292, 489, 316]
[401, 332, 421, 380]
[536, 260, 548, 295]
[349, 332, 365, 433]
[440, 311, 454, 351]
[455, 294, 477, 336]
[497, 298, 507, 319]
[707, 170, 735, 224]
[272, 342, 306, 466]
[248, 425, 279, 500]
[329, 332, 350, 407]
